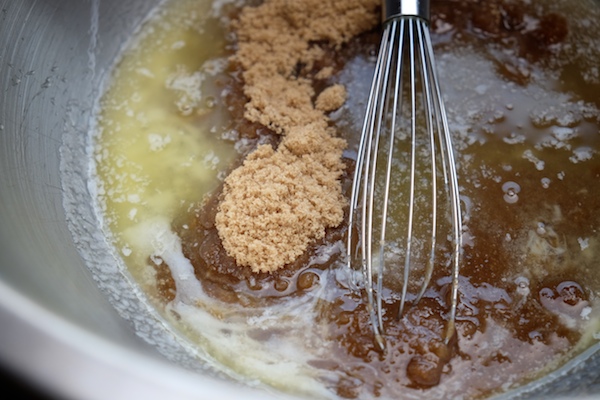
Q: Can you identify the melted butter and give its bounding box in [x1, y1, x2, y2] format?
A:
[92, 0, 600, 399]
[94, 0, 235, 280]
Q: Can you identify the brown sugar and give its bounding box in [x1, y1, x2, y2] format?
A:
[232, 0, 379, 134]
[215, 124, 347, 273]
[315, 84, 347, 112]
[215, 0, 379, 273]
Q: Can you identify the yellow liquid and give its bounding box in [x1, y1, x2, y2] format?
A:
[92, 0, 600, 399]
[94, 0, 234, 283]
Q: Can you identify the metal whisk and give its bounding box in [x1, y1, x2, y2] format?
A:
[347, 0, 462, 350]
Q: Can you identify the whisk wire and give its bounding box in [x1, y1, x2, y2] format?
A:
[347, 21, 398, 348]
[423, 22, 463, 342]
[366, 20, 401, 347]
[397, 18, 415, 319]
[412, 19, 437, 306]
[377, 19, 405, 334]
[417, 18, 462, 343]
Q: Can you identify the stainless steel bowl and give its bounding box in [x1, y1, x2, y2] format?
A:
[0, 0, 599, 399]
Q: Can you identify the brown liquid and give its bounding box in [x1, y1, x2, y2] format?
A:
[148, 0, 600, 398]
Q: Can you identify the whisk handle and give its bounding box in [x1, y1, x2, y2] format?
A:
[383, 0, 430, 23]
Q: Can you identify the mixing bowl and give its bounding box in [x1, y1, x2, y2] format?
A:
[1, 0, 600, 399]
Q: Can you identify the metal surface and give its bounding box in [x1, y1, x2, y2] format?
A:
[383, 0, 429, 21]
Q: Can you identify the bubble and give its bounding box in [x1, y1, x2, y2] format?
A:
[121, 246, 132, 257]
[205, 96, 216, 108]
[570, 147, 593, 163]
[298, 271, 320, 290]
[556, 281, 585, 306]
[536, 222, 547, 236]
[522, 149, 545, 171]
[529, 331, 543, 341]
[539, 287, 555, 300]
[515, 276, 529, 289]
[504, 133, 525, 145]
[515, 276, 530, 298]
[502, 181, 521, 204]
[541, 177, 551, 188]
[274, 279, 289, 292]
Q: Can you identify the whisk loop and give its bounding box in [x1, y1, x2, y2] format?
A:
[347, 0, 462, 351]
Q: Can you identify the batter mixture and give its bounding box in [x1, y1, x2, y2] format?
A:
[91, 0, 600, 398]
